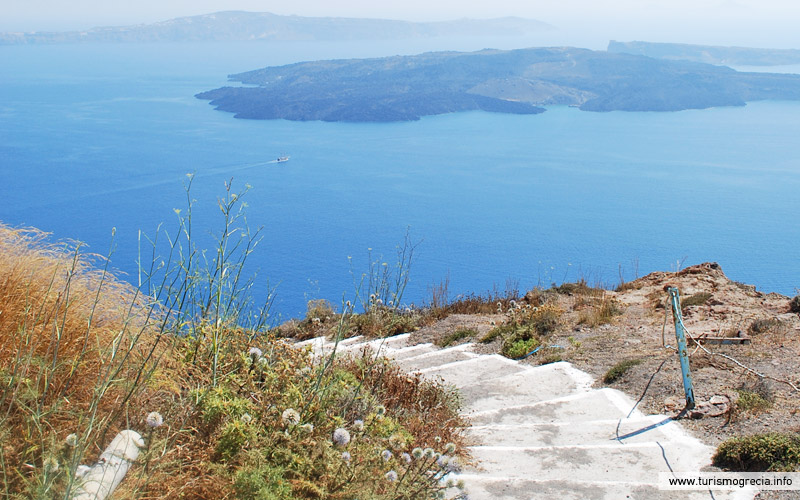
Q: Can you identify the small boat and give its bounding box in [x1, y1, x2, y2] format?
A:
[276, 156, 290, 163]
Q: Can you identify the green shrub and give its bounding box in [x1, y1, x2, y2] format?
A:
[748, 318, 783, 336]
[436, 328, 477, 347]
[216, 420, 254, 461]
[479, 324, 512, 343]
[713, 433, 800, 472]
[553, 280, 598, 296]
[602, 359, 642, 384]
[349, 307, 418, 338]
[502, 337, 539, 359]
[528, 305, 562, 335]
[681, 292, 712, 311]
[790, 295, 800, 313]
[540, 353, 563, 364]
[234, 463, 293, 500]
[735, 389, 773, 414]
[196, 386, 255, 424]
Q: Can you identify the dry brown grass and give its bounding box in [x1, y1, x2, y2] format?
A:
[421, 277, 519, 326]
[0, 223, 168, 496]
[336, 356, 467, 452]
[1, 190, 469, 499]
[577, 293, 623, 327]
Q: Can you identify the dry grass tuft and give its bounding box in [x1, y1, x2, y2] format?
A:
[0, 223, 166, 496]
[577, 293, 623, 327]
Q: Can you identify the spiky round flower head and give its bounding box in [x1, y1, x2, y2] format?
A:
[257, 356, 268, 368]
[341, 451, 351, 463]
[281, 408, 300, 426]
[434, 436, 442, 444]
[332, 428, 351, 447]
[300, 423, 314, 433]
[353, 419, 364, 431]
[385, 470, 398, 482]
[456, 479, 466, 490]
[412, 447, 424, 459]
[370, 294, 376, 302]
[436, 454, 451, 469]
[43, 457, 59, 474]
[241, 413, 253, 424]
[248, 347, 263, 360]
[446, 478, 455, 488]
[381, 449, 393, 461]
[445, 442, 456, 454]
[388, 432, 406, 450]
[423, 447, 435, 459]
[401, 452, 412, 464]
[375, 405, 386, 417]
[146, 411, 163, 429]
[65, 433, 78, 447]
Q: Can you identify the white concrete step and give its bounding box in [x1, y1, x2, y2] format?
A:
[458, 361, 594, 413]
[468, 415, 683, 447]
[449, 476, 753, 500]
[468, 388, 641, 426]
[416, 355, 529, 387]
[385, 343, 438, 361]
[294, 335, 752, 500]
[466, 441, 713, 483]
[295, 336, 329, 357]
[334, 333, 413, 357]
[395, 343, 479, 371]
[330, 335, 365, 347]
[313, 335, 367, 356]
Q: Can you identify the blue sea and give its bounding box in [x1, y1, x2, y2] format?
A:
[1, 40, 799, 319]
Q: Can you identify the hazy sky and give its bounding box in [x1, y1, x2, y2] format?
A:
[3, 0, 800, 47]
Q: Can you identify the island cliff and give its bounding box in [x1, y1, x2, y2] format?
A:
[197, 46, 800, 122]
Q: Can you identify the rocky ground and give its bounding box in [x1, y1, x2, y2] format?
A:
[292, 262, 799, 498]
[409, 262, 800, 464]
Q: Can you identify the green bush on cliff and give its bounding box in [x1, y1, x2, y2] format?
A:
[713, 433, 800, 472]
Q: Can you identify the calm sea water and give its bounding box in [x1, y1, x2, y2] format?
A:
[1, 41, 799, 319]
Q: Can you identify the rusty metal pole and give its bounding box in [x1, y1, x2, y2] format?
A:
[668, 287, 696, 410]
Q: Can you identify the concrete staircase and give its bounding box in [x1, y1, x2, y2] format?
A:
[297, 334, 754, 500]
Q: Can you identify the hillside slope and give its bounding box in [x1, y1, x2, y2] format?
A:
[197, 47, 800, 122]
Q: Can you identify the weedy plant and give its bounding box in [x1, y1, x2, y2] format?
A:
[423, 276, 520, 323]
[436, 329, 478, 348]
[480, 301, 563, 359]
[576, 292, 622, 327]
[602, 359, 642, 384]
[713, 433, 800, 472]
[0, 178, 468, 500]
[0, 217, 181, 498]
[680, 292, 712, 311]
[345, 232, 422, 339]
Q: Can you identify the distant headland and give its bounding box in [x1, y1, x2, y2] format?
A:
[196, 46, 800, 122]
[608, 40, 800, 66]
[0, 11, 552, 44]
